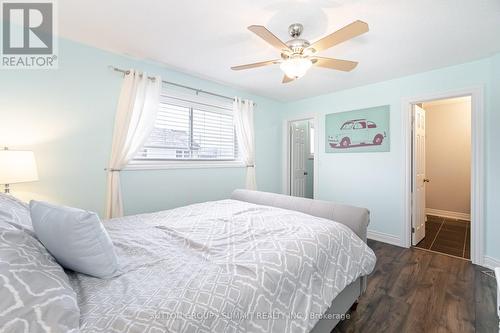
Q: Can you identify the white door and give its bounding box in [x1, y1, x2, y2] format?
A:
[291, 122, 307, 197]
[412, 105, 427, 245]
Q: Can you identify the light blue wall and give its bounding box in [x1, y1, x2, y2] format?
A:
[0, 38, 283, 216]
[281, 57, 499, 260]
[1, 34, 497, 261]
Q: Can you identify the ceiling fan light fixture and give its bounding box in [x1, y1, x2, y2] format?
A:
[232, 21, 369, 83]
[280, 57, 312, 79]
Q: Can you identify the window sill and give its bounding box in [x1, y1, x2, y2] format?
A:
[125, 160, 247, 170]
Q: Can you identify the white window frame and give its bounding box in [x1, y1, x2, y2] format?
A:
[126, 91, 245, 170]
[126, 159, 245, 170]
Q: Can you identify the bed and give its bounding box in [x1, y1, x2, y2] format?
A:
[68, 190, 375, 332]
[231, 190, 374, 333]
[0, 190, 376, 333]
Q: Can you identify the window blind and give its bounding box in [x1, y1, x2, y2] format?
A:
[134, 90, 238, 161]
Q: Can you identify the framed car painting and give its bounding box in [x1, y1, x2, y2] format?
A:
[325, 105, 390, 153]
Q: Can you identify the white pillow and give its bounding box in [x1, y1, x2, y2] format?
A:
[30, 200, 120, 279]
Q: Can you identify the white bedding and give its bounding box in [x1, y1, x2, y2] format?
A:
[68, 199, 376, 333]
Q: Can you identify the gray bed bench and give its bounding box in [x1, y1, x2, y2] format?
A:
[230, 189, 371, 332]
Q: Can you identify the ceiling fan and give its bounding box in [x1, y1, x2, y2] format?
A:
[231, 20, 369, 83]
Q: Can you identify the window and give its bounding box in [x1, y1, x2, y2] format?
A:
[354, 121, 366, 129]
[367, 121, 377, 128]
[341, 121, 354, 130]
[130, 89, 241, 168]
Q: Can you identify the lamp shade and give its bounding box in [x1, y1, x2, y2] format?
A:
[0, 150, 39, 185]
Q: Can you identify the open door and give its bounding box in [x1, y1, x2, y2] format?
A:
[290, 122, 307, 197]
[412, 105, 427, 245]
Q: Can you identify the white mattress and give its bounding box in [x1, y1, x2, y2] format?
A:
[68, 199, 376, 332]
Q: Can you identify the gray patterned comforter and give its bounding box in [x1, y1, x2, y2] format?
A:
[68, 199, 376, 333]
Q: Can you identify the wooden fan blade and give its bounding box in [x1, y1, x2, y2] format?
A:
[231, 60, 280, 71]
[248, 25, 290, 51]
[308, 20, 368, 53]
[312, 57, 358, 71]
[282, 75, 295, 84]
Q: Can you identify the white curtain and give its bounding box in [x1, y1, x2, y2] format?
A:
[105, 70, 161, 219]
[233, 97, 257, 190]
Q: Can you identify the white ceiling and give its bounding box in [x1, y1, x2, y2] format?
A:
[59, 0, 500, 101]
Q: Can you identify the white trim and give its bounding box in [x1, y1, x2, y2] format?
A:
[282, 114, 320, 198]
[401, 86, 484, 266]
[483, 256, 500, 270]
[125, 160, 246, 170]
[426, 208, 471, 221]
[367, 230, 402, 247]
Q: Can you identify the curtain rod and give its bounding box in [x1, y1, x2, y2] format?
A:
[109, 66, 255, 106]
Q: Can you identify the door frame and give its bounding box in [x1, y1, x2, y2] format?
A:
[401, 87, 484, 265]
[282, 114, 319, 198]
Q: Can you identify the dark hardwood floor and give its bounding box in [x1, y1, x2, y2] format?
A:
[333, 240, 498, 333]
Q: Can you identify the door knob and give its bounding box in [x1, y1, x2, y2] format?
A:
[304, 172, 308, 176]
[423, 178, 430, 183]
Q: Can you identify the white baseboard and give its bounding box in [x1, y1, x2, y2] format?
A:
[426, 208, 471, 221]
[367, 230, 402, 247]
[483, 256, 500, 270]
